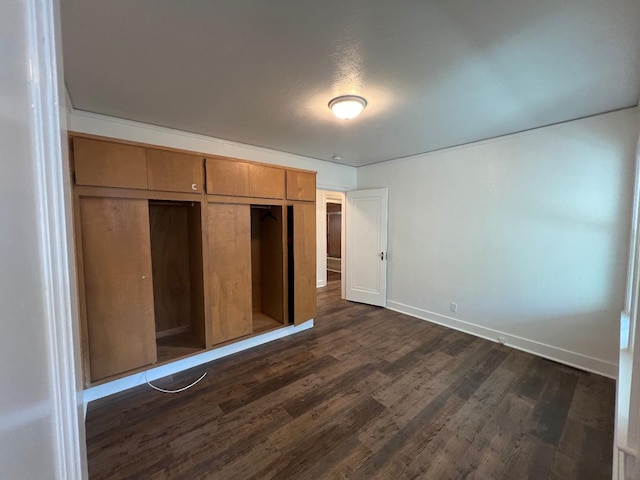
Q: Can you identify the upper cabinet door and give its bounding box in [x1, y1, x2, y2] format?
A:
[79, 197, 157, 381]
[286, 170, 316, 201]
[293, 203, 317, 325]
[249, 164, 285, 199]
[147, 149, 204, 193]
[206, 157, 285, 199]
[206, 157, 250, 196]
[73, 137, 148, 189]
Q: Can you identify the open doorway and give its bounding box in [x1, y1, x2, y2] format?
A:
[326, 202, 342, 284]
[316, 190, 345, 297]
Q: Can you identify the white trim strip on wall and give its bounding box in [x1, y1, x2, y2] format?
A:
[387, 300, 618, 379]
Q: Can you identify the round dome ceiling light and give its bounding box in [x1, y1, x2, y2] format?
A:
[328, 95, 367, 120]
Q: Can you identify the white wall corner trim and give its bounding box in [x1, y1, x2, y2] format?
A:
[84, 320, 314, 406]
[387, 300, 618, 379]
[26, 0, 86, 477]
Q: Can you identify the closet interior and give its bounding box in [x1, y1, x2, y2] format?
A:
[149, 200, 205, 363]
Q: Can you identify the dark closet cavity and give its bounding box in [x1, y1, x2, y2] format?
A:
[149, 201, 205, 362]
[250, 205, 285, 334]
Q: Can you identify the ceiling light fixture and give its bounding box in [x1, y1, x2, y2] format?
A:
[328, 95, 367, 120]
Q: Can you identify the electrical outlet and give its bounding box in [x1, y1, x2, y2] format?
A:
[450, 302, 458, 313]
[498, 336, 506, 345]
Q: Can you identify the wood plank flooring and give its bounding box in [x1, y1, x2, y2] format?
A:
[85, 274, 615, 479]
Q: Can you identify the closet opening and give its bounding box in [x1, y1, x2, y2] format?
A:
[250, 205, 285, 334]
[149, 200, 206, 363]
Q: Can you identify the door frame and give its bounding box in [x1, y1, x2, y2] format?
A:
[19, 0, 87, 476]
[316, 190, 346, 298]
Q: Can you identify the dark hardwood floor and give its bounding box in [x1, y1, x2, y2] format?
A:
[85, 273, 615, 479]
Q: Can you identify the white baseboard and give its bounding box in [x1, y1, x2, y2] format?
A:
[83, 319, 314, 410]
[317, 280, 327, 288]
[387, 300, 617, 379]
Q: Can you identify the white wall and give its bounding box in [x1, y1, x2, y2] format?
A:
[358, 108, 640, 377]
[68, 110, 357, 192]
[1, 0, 86, 478]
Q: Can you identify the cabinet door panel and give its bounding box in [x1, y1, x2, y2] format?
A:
[206, 157, 250, 196]
[249, 164, 285, 199]
[74, 137, 147, 189]
[286, 170, 316, 201]
[147, 149, 203, 193]
[207, 203, 253, 344]
[293, 203, 317, 324]
[79, 197, 156, 381]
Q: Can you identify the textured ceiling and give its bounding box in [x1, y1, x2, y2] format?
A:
[61, 1, 640, 167]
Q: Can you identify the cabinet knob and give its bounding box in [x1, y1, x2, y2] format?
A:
[191, 183, 198, 191]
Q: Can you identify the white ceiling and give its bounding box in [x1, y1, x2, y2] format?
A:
[61, 1, 640, 167]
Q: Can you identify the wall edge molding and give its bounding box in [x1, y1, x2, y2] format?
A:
[387, 300, 618, 379]
[29, 0, 87, 476]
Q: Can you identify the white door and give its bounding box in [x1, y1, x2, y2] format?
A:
[346, 188, 388, 306]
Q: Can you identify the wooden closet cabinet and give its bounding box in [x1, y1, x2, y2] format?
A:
[71, 133, 317, 386]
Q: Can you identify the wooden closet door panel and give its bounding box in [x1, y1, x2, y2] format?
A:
[207, 203, 253, 344]
[79, 197, 157, 381]
[286, 170, 316, 201]
[205, 157, 250, 196]
[147, 149, 204, 193]
[73, 137, 148, 189]
[293, 203, 317, 325]
[249, 164, 285, 199]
